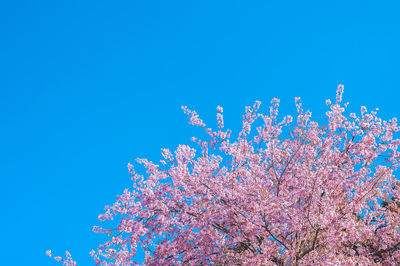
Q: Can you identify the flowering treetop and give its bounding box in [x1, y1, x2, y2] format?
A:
[48, 85, 400, 265]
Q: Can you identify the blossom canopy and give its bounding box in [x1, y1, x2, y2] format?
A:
[49, 85, 400, 265]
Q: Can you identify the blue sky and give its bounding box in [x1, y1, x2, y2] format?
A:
[1, 0, 399, 264]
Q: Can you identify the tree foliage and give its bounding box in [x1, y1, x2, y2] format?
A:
[48, 85, 400, 265]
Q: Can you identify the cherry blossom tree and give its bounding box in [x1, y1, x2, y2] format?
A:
[48, 85, 400, 265]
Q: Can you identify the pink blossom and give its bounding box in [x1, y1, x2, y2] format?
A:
[49, 86, 400, 265]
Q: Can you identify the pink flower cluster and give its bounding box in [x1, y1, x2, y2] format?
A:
[49, 85, 400, 265]
[46, 250, 77, 266]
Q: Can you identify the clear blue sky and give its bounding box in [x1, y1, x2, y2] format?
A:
[1, 1, 399, 265]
